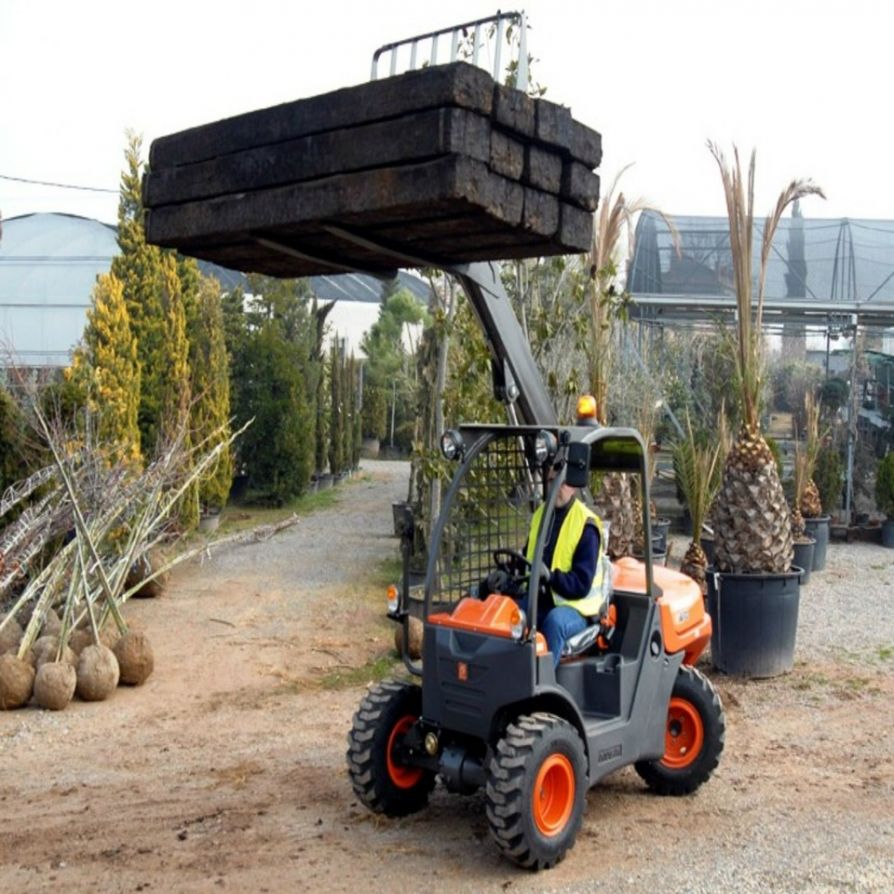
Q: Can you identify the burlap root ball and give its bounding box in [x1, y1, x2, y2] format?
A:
[0, 618, 24, 655]
[113, 631, 154, 686]
[41, 608, 62, 637]
[98, 624, 121, 650]
[36, 641, 78, 671]
[393, 615, 424, 661]
[32, 635, 60, 665]
[76, 644, 120, 702]
[127, 549, 170, 599]
[33, 661, 77, 711]
[0, 654, 36, 709]
[67, 628, 93, 655]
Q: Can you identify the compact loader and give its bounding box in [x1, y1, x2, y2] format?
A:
[347, 266, 726, 870]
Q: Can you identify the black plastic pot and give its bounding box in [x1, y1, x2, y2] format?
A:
[392, 501, 414, 538]
[706, 565, 803, 678]
[651, 517, 672, 554]
[634, 537, 668, 567]
[792, 539, 815, 586]
[882, 519, 894, 549]
[700, 536, 714, 565]
[803, 516, 830, 570]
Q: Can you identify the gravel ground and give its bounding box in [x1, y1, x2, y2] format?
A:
[1, 461, 891, 893]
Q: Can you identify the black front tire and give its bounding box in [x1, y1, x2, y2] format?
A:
[346, 680, 435, 817]
[635, 665, 725, 796]
[485, 713, 587, 870]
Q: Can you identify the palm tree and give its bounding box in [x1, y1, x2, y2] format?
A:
[586, 167, 677, 558]
[708, 144, 824, 574]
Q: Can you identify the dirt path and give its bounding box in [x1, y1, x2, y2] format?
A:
[1, 462, 892, 893]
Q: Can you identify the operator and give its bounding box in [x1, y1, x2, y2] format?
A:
[525, 464, 607, 667]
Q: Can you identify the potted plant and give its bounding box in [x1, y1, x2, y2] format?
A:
[672, 411, 725, 593]
[790, 440, 816, 586]
[798, 391, 830, 569]
[704, 143, 824, 678]
[876, 452, 894, 548]
[198, 504, 222, 533]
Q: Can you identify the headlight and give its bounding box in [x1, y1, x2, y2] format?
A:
[534, 430, 557, 464]
[440, 429, 464, 461]
[386, 584, 399, 614]
[510, 607, 526, 641]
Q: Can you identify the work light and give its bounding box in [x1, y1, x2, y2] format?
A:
[534, 430, 557, 464]
[440, 429, 464, 460]
[386, 584, 399, 614]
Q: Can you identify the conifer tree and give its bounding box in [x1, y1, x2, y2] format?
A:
[158, 254, 199, 528]
[187, 275, 233, 510]
[352, 355, 362, 470]
[222, 276, 315, 501]
[111, 132, 168, 454]
[329, 341, 344, 475]
[312, 299, 334, 477]
[69, 272, 141, 465]
[240, 318, 312, 502]
[342, 354, 355, 473]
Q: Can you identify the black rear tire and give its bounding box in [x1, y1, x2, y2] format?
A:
[485, 712, 586, 870]
[635, 665, 725, 796]
[346, 680, 435, 817]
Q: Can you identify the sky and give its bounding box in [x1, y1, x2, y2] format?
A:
[1, 0, 891, 227]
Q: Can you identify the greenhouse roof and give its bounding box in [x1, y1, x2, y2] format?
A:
[0, 213, 429, 366]
[628, 208, 894, 328]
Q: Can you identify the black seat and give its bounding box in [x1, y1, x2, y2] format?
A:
[560, 612, 616, 660]
[559, 553, 615, 661]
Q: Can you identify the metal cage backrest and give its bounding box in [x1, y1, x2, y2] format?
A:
[426, 431, 542, 614]
[370, 11, 528, 91]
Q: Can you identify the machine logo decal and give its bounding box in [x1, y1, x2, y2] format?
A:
[457, 661, 469, 681]
[597, 744, 622, 763]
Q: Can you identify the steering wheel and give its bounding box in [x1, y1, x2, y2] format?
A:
[492, 549, 531, 577]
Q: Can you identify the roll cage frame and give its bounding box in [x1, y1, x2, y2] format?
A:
[400, 422, 656, 675]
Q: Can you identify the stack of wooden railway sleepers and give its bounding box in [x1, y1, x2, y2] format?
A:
[144, 62, 601, 277]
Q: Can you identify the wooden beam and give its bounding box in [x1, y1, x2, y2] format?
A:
[144, 107, 492, 207]
[149, 62, 495, 169]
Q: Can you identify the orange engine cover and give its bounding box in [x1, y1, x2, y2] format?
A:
[612, 557, 712, 664]
[427, 594, 522, 639]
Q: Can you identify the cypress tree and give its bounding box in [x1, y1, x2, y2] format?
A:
[223, 277, 316, 502]
[329, 341, 344, 476]
[69, 272, 141, 466]
[312, 300, 334, 477]
[111, 132, 167, 455]
[342, 354, 355, 474]
[187, 275, 233, 510]
[240, 319, 312, 503]
[159, 254, 199, 528]
[352, 355, 362, 469]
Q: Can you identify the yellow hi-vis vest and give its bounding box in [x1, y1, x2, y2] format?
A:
[526, 498, 606, 618]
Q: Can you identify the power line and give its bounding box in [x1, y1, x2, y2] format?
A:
[0, 173, 117, 194]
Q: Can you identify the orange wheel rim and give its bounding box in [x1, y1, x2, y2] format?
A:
[532, 753, 575, 837]
[661, 697, 704, 769]
[386, 715, 423, 789]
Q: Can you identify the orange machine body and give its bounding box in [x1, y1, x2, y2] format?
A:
[426, 557, 709, 666]
[612, 557, 711, 665]
[428, 594, 521, 639]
